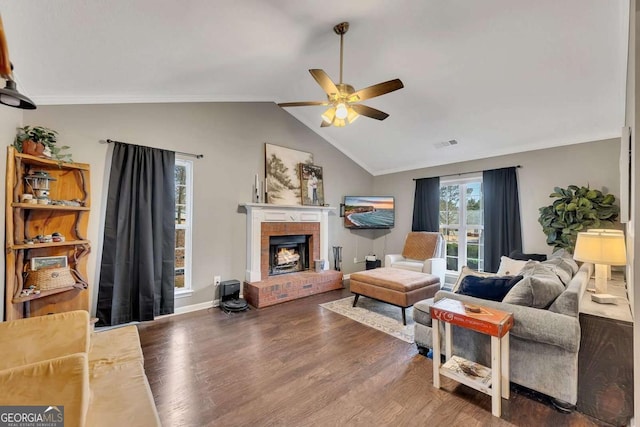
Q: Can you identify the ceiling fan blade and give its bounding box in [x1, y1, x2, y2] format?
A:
[309, 69, 339, 97]
[278, 101, 329, 107]
[351, 104, 389, 121]
[351, 79, 404, 102]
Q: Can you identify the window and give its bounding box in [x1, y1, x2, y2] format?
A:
[439, 177, 484, 272]
[175, 159, 193, 293]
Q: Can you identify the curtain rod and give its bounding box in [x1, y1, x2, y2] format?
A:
[103, 139, 204, 159]
[413, 165, 521, 181]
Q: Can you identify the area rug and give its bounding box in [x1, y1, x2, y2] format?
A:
[320, 296, 414, 343]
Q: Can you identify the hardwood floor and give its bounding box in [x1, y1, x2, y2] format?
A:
[138, 289, 607, 426]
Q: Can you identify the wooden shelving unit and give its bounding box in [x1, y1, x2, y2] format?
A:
[4, 147, 91, 321]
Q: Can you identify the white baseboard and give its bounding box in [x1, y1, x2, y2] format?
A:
[173, 300, 214, 315]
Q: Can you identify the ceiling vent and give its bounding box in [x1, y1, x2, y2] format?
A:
[434, 139, 458, 149]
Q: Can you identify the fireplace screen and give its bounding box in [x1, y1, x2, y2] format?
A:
[269, 234, 310, 276]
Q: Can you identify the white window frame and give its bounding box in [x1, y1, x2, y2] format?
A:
[439, 174, 484, 273]
[175, 158, 193, 298]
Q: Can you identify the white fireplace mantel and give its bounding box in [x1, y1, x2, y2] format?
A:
[240, 203, 336, 282]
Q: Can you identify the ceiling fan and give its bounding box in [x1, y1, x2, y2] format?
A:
[278, 22, 404, 128]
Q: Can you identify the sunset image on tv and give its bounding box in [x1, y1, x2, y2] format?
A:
[344, 196, 395, 229]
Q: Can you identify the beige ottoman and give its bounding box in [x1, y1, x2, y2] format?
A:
[350, 267, 440, 325]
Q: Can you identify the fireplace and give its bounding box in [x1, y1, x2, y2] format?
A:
[241, 203, 343, 308]
[269, 234, 310, 276]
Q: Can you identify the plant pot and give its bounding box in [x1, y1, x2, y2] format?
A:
[21, 140, 46, 157]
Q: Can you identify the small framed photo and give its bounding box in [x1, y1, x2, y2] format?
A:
[31, 255, 68, 271]
[300, 163, 324, 206]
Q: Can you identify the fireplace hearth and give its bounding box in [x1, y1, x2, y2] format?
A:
[269, 234, 310, 276]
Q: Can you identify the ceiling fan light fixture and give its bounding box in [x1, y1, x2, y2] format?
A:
[321, 107, 336, 124]
[333, 118, 346, 127]
[346, 107, 359, 124]
[335, 103, 348, 119]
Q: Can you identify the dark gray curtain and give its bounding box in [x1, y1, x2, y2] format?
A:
[412, 177, 440, 232]
[97, 142, 176, 326]
[483, 167, 522, 273]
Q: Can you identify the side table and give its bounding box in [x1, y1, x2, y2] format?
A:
[577, 274, 633, 425]
[431, 298, 514, 417]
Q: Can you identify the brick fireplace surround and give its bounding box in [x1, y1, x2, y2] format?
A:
[240, 203, 343, 308]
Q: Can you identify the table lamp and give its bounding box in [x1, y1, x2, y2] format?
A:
[573, 229, 627, 304]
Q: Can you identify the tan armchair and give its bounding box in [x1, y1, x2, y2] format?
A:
[385, 232, 446, 285]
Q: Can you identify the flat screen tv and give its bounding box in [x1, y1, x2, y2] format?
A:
[343, 196, 395, 229]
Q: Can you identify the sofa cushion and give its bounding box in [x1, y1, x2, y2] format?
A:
[86, 359, 161, 427]
[457, 275, 523, 301]
[89, 325, 144, 371]
[389, 260, 423, 272]
[412, 298, 435, 326]
[502, 274, 564, 308]
[496, 256, 529, 275]
[452, 266, 495, 293]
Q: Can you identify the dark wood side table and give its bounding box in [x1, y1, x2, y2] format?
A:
[577, 274, 633, 425]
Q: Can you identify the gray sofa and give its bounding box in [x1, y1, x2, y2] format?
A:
[413, 261, 593, 406]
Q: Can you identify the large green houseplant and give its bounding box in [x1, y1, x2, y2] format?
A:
[14, 126, 72, 162]
[538, 185, 619, 252]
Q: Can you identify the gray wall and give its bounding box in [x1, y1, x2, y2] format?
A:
[0, 108, 23, 320]
[372, 138, 622, 268]
[23, 102, 376, 311]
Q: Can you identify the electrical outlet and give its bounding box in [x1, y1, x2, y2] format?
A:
[214, 275, 221, 286]
[354, 257, 358, 264]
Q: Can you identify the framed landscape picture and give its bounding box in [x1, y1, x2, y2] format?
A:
[265, 143, 313, 205]
[300, 163, 324, 206]
[31, 255, 68, 271]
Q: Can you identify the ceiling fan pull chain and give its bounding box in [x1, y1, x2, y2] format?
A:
[339, 31, 344, 84]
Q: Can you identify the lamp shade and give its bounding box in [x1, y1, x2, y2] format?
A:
[573, 230, 627, 266]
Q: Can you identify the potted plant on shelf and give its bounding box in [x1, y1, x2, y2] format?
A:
[13, 126, 73, 162]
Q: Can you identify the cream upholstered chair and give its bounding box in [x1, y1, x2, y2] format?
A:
[385, 232, 446, 285]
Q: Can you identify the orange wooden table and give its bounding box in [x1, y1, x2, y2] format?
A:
[430, 298, 514, 417]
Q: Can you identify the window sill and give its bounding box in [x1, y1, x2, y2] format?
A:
[174, 289, 193, 299]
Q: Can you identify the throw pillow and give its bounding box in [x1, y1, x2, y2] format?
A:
[457, 275, 523, 302]
[496, 256, 529, 276]
[452, 266, 495, 293]
[502, 274, 565, 308]
[541, 258, 576, 286]
[508, 250, 547, 262]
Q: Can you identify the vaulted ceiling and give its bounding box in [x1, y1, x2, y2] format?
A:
[0, 0, 629, 175]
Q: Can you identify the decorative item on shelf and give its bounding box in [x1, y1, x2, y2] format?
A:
[13, 126, 72, 162]
[51, 232, 65, 243]
[50, 199, 82, 207]
[24, 266, 76, 291]
[300, 163, 324, 206]
[265, 143, 313, 205]
[253, 173, 260, 203]
[538, 185, 619, 252]
[24, 170, 56, 201]
[20, 193, 32, 203]
[573, 229, 627, 304]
